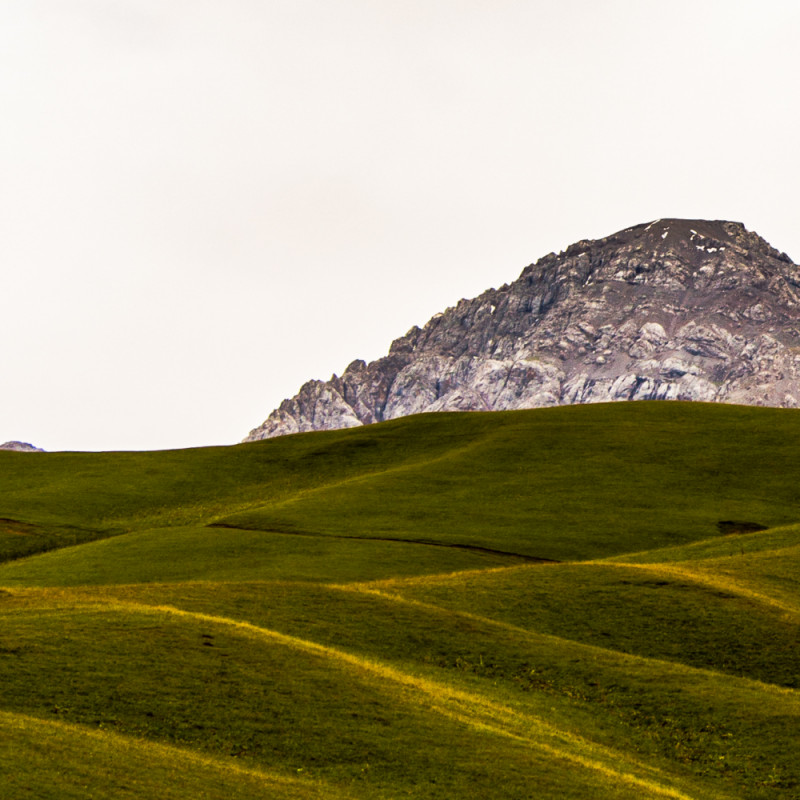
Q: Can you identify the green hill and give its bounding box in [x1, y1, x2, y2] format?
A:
[1, 402, 799, 798]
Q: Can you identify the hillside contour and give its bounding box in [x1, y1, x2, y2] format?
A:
[245, 218, 800, 440]
[3, 403, 800, 799]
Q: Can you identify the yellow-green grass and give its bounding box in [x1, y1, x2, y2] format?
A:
[4, 402, 800, 566]
[0, 413, 482, 560]
[1, 710, 347, 800]
[214, 402, 800, 561]
[373, 555, 800, 687]
[3, 402, 800, 798]
[4, 580, 797, 798]
[606, 524, 800, 614]
[677, 546, 800, 615]
[0, 526, 512, 587]
[0, 592, 711, 800]
[607, 523, 800, 565]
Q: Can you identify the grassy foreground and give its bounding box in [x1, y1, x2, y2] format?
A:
[1, 402, 799, 798]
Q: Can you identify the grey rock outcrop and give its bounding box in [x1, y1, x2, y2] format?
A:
[245, 219, 800, 440]
[0, 441, 44, 452]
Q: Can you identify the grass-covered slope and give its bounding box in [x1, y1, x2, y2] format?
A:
[216, 402, 800, 561]
[1, 709, 346, 800]
[1, 402, 800, 798]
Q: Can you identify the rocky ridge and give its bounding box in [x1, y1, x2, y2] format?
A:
[245, 219, 800, 440]
[0, 441, 44, 452]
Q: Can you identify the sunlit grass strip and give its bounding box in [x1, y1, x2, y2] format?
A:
[31, 594, 718, 800]
[355, 549, 800, 621]
[604, 524, 800, 565]
[0, 709, 347, 800]
[333, 581, 800, 698]
[593, 561, 800, 620]
[352, 561, 539, 591]
[11, 580, 800, 698]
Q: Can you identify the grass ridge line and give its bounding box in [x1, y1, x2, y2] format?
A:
[593, 561, 800, 619]
[217, 435, 493, 522]
[49, 595, 716, 800]
[13, 581, 798, 697]
[351, 561, 545, 590]
[602, 523, 800, 564]
[0, 709, 345, 795]
[331, 582, 800, 697]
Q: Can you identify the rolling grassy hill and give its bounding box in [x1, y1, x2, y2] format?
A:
[1, 402, 799, 798]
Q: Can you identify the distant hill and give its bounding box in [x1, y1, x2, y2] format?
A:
[0, 441, 43, 452]
[246, 218, 800, 440]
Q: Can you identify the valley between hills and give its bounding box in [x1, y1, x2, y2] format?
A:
[2, 402, 800, 799]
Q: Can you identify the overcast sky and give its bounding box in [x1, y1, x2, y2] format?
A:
[2, 0, 798, 451]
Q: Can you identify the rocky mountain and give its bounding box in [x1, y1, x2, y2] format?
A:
[245, 219, 800, 441]
[0, 441, 44, 452]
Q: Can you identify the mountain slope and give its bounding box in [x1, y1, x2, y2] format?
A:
[246, 218, 800, 440]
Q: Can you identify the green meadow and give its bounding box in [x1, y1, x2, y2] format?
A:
[1, 401, 799, 798]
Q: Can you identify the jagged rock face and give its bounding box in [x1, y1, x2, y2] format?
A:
[245, 219, 800, 440]
[0, 441, 44, 452]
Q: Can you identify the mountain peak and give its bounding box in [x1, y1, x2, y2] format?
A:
[245, 219, 800, 441]
[523, 218, 793, 286]
[618, 218, 788, 260]
[608, 217, 744, 244]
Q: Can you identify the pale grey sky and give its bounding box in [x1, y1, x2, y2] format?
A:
[2, 0, 798, 451]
